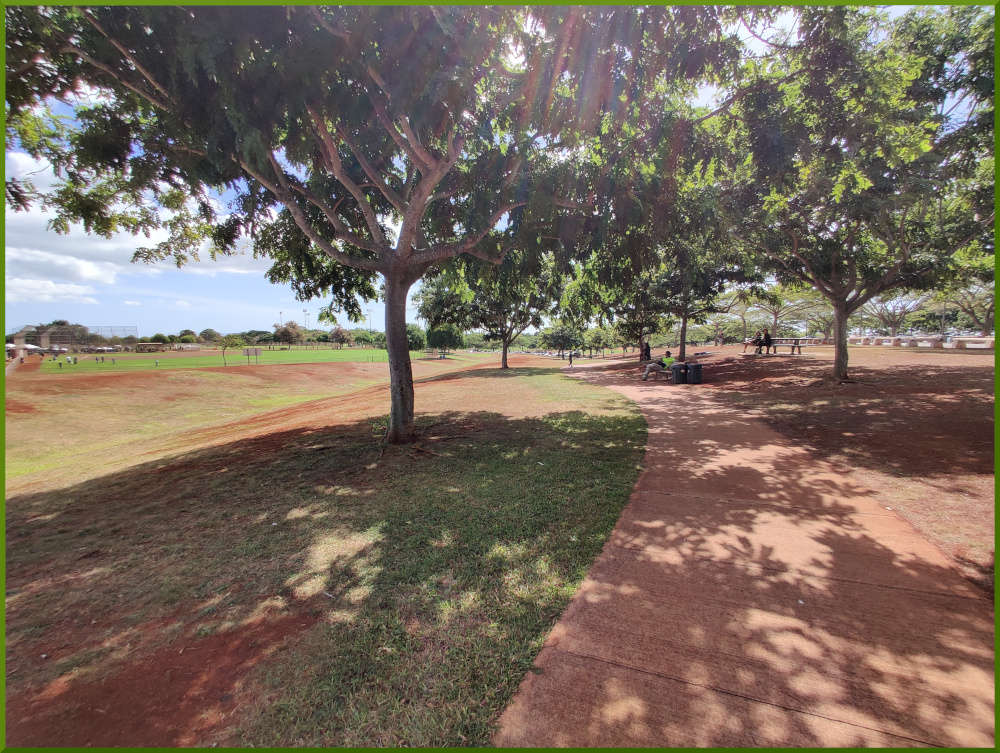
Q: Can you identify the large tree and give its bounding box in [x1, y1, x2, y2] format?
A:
[7, 5, 738, 442]
[731, 6, 993, 380]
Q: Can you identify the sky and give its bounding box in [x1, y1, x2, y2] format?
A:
[2, 5, 923, 339]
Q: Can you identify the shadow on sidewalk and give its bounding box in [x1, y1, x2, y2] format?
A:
[496, 362, 995, 747]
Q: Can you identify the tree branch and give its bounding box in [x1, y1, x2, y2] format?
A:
[246, 153, 383, 273]
[61, 43, 172, 112]
[334, 124, 405, 212]
[307, 104, 388, 247]
[367, 87, 436, 173]
[80, 9, 175, 106]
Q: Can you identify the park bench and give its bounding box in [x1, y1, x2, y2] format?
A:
[746, 337, 822, 354]
[951, 337, 994, 349]
[769, 337, 823, 354]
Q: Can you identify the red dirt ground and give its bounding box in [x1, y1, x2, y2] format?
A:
[5, 347, 993, 746]
[7, 607, 321, 747]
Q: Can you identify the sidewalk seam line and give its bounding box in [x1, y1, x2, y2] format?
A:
[549, 645, 942, 748]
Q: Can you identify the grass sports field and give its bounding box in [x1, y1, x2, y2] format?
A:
[37, 346, 457, 373]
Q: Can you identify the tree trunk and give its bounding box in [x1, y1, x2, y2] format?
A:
[832, 301, 851, 381]
[501, 339, 510, 369]
[678, 314, 689, 361]
[384, 269, 417, 444]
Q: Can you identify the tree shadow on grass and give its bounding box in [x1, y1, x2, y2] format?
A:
[4, 408, 645, 747]
[417, 365, 565, 383]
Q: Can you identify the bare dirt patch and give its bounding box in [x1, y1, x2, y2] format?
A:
[8, 607, 321, 747]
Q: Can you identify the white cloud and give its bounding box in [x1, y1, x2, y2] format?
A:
[5, 278, 99, 304]
[4, 203, 166, 276]
[123, 300, 142, 306]
[5, 151, 60, 192]
[174, 300, 192, 310]
[6, 246, 122, 284]
[183, 249, 272, 277]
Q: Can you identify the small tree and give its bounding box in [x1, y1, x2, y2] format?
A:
[273, 321, 304, 347]
[352, 330, 374, 349]
[464, 331, 488, 350]
[427, 324, 465, 351]
[150, 333, 168, 344]
[539, 323, 582, 358]
[199, 328, 221, 343]
[329, 327, 354, 349]
[220, 334, 245, 366]
[405, 324, 426, 351]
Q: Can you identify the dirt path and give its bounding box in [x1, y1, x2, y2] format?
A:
[495, 358, 994, 747]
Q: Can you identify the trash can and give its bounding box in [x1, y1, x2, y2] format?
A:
[687, 362, 703, 384]
[670, 362, 687, 384]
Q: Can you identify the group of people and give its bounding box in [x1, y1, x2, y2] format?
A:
[743, 327, 773, 355]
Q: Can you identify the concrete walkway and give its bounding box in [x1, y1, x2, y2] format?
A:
[495, 363, 994, 747]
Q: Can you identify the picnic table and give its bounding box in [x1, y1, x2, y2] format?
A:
[769, 337, 823, 354]
[745, 337, 823, 355]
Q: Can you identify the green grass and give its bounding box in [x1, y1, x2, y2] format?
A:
[5, 366, 646, 746]
[37, 348, 496, 374]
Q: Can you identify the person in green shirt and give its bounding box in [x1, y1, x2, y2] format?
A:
[641, 351, 675, 380]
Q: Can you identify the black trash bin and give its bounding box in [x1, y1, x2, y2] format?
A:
[670, 362, 687, 384]
[687, 362, 703, 384]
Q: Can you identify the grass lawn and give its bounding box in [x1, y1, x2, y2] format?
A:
[37, 347, 497, 374]
[5, 360, 646, 746]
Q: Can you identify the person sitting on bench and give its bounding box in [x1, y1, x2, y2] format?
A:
[744, 331, 762, 353]
[641, 351, 675, 380]
[757, 327, 772, 354]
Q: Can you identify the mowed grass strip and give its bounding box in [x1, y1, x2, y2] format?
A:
[37, 348, 497, 374]
[5, 367, 645, 746]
